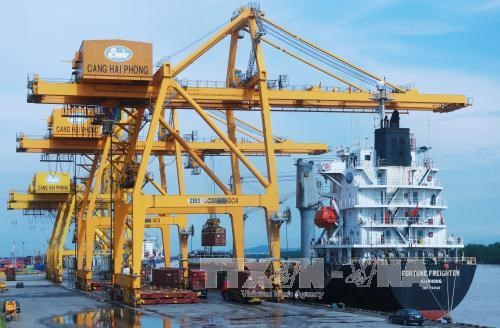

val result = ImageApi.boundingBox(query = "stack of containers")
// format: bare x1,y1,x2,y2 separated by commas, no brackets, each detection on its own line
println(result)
188,269,207,298
152,268,184,289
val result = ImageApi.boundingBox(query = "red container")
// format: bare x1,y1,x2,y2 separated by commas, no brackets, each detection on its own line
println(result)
152,268,184,288
201,218,226,246
188,269,206,291
6,267,16,281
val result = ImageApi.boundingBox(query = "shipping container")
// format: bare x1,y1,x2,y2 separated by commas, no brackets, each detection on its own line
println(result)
152,268,184,289
201,217,226,246
6,267,16,281
188,269,207,298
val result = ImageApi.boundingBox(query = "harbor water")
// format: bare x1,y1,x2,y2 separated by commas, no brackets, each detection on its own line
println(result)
452,264,500,327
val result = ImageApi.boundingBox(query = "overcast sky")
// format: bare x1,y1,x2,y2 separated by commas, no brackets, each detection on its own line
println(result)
0,0,498,257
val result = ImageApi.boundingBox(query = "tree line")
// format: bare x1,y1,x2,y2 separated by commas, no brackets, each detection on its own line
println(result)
464,243,500,264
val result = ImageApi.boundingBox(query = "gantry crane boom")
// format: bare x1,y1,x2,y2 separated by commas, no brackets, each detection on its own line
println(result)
17,134,328,154
29,79,468,112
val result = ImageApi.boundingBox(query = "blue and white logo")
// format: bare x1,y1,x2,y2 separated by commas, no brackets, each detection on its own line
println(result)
104,46,133,62
46,175,60,184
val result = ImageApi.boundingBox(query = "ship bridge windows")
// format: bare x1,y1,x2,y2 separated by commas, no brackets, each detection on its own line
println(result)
364,154,371,161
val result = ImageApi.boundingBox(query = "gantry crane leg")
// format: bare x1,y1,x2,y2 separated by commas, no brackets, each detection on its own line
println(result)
53,198,75,283
248,16,282,297
160,226,171,268
75,153,99,287
47,205,65,281
229,209,245,271
77,136,111,290
226,32,246,271
171,107,190,283
178,222,189,286
112,201,127,277
158,109,172,269
114,69,172,306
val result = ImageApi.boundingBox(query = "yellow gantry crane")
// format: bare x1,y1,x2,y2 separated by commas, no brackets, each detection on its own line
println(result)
15,106,326,290
21,5,468,306
7,174,113,283
7,173,185,286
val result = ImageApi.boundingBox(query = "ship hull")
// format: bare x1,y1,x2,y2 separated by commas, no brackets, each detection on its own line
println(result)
322,261,476,320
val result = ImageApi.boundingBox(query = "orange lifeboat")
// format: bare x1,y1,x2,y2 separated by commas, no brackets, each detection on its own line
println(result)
314,206,338,228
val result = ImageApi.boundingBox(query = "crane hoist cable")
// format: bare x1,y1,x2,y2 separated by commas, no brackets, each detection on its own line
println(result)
206,111,262,142
263,23,397,91
209,110,263,138
261,18,404,92
262,25,373,84
209,109,285,142
156,19,231,66
263,24,380,88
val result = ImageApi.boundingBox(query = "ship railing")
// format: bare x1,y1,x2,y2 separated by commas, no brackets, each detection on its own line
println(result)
410,158,436,169
380,198,447,207
375,158,437,169
372,178,441,187
364,216,445,226
325,236,463,246
336,256,476,265
406,237,464,246
338,198,447,208
445,236,464,245
322,237,361,245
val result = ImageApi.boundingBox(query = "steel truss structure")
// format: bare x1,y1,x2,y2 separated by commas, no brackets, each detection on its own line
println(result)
17,5,468,306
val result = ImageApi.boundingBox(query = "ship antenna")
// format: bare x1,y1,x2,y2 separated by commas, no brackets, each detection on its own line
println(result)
373,79,390,128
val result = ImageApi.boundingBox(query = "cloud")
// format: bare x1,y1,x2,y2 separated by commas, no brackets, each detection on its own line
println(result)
472,0,500,12
373,21,467,37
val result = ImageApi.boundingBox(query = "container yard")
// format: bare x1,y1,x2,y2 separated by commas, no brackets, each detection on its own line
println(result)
1,1,495,327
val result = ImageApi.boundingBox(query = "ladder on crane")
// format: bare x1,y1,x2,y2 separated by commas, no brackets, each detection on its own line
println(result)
245,6,265,81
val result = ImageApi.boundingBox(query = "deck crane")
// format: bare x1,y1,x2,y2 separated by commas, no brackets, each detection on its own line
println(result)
24,4,469,306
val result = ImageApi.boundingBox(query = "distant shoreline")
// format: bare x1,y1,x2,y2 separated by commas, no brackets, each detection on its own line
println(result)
464,242,500,264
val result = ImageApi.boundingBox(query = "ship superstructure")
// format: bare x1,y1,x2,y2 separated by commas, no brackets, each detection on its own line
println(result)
315,119,463,262
296,111,476,320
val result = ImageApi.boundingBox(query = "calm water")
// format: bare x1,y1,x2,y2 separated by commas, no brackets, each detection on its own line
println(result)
452,264,500,327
